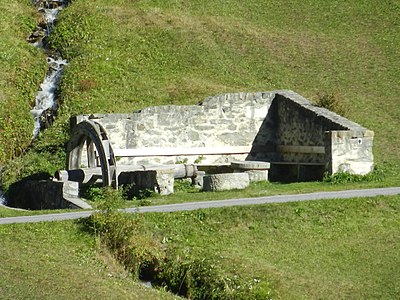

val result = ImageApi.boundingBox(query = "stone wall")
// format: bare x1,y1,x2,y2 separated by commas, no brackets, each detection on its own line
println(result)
7,180,85,210
70,90,374,178
326,130,374,174
273,90,373,171
73,92,276,165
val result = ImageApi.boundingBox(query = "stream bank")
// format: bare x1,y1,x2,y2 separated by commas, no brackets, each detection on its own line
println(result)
0,0,69,207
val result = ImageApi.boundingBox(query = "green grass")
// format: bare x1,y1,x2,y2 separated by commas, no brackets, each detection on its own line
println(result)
0,205,87,218
88,194,400,299
149,195,400,299
0,220,179,299
0,206,32,218
0,0,47,163
2,194,399,299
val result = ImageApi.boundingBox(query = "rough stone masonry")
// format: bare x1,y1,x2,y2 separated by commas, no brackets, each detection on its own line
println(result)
70,90,374,182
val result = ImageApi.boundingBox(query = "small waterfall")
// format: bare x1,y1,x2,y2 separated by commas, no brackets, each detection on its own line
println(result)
31,56,67,138
0,166,5,206
28,0,68,139
0,190,5,206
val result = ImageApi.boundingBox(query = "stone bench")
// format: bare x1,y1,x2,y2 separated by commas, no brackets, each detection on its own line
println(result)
230,161,271,182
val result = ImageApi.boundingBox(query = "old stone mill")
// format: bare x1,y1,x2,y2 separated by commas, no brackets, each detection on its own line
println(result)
10,90,374,209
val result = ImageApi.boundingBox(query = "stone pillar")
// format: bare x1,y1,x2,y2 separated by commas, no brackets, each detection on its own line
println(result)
155,168,175,195
326,130,374,175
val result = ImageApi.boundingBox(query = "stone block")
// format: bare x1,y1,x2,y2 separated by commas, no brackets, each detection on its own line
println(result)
7,180,91,210
63,180,79,197
244,170,269,182
119,168,175,196
202,173,249,192
231,160,270,182
155,169,175,195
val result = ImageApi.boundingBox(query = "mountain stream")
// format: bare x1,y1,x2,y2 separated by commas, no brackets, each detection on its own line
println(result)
28,0,68,138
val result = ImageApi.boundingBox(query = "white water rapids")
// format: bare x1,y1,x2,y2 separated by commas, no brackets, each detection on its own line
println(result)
30,0,68,138
31,56,67,138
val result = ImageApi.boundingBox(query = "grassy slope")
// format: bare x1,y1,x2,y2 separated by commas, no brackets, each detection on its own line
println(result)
48,0,399,165
2,0,399,186
0,220,179,299
0,0,46,163
140,195,400,299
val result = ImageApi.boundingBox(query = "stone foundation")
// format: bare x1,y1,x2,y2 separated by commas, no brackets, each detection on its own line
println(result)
7,180,91,210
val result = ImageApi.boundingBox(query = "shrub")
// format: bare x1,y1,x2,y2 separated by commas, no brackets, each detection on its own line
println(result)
155,254,274,299
83,188,165,278
314,92,346,116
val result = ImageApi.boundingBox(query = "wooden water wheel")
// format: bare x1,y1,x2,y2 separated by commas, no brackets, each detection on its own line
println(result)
66,119,118,188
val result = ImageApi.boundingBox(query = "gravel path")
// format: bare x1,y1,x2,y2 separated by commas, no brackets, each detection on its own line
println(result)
1,187,399,225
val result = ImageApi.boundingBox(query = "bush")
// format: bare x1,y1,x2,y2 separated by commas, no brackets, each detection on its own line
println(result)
314,92,346,116
155,254,273,299
83,190,165,278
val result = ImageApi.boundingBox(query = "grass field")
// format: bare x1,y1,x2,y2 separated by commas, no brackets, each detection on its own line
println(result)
135,195,400,299
3,194,397,299
2,195,398,299
0,0,46,163
0,220,179,299
1,0,399,298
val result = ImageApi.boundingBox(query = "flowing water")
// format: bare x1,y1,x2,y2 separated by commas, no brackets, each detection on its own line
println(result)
31,56,67,137
0,189,5,206
29,0,68,138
